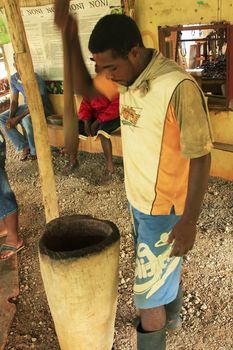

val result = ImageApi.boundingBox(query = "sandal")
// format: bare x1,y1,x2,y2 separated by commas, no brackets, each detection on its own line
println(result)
27,154,37,161
20,148,30,161
0,241,24,260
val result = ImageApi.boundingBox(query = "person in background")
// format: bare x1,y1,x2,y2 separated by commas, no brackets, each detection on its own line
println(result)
64,74,120,183
0,54,52,161
0,130,24,260
55,7,213,349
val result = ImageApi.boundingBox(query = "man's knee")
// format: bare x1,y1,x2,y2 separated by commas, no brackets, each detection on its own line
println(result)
140,305,166,332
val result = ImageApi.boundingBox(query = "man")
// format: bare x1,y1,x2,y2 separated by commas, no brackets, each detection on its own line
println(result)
55,7,212,350
0,55,52,161
0,130,24,260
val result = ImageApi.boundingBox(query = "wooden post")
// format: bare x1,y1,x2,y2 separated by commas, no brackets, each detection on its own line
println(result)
3,0,59,223
62,33,78,158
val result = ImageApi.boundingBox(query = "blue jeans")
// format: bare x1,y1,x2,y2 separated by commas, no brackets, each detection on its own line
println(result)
0,104,36,156
0,167,18,220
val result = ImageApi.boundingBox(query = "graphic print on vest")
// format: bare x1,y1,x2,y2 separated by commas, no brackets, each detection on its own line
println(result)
121,105,142,127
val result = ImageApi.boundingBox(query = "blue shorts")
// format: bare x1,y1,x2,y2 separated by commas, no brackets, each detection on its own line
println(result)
0,168,18,220
129,204,182,309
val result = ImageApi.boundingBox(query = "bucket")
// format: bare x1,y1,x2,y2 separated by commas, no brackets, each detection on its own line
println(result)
39,215,120,350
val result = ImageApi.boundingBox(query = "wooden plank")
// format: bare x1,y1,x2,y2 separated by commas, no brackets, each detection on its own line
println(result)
210,148,233,181
3,0,59,223
213,142,233,153
47,124,123,157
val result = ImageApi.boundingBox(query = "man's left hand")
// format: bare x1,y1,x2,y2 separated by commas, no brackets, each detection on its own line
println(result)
168,218,197,257
5,117,18,129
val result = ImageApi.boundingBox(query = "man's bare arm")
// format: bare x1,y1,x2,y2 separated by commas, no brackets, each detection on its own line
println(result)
54,1,99,98
169,153,211,256
9,92,19,118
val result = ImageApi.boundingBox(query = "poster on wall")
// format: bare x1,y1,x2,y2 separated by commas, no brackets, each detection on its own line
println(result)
19,0,122,80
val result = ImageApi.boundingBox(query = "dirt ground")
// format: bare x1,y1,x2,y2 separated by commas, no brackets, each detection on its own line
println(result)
3,142,233,350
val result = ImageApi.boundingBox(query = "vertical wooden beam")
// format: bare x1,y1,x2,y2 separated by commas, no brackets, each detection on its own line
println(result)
62,33,78,159
3,0,59,222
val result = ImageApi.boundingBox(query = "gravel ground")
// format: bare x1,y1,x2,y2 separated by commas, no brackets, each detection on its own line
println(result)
3,142,233,350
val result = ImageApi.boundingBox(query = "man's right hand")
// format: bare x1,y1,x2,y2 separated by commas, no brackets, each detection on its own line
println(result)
54,0,78,39
5,118,18,129
54,0,70,30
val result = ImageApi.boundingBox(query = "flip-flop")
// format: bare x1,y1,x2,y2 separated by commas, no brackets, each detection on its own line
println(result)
20,149,30,161
20,154,29,161
27,154,37,161
0,242,24,260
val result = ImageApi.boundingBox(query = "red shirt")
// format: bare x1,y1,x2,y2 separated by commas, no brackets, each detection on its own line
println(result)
78,95,119,123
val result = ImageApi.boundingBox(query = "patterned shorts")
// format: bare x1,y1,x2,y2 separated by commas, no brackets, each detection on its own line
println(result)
129,204,183,309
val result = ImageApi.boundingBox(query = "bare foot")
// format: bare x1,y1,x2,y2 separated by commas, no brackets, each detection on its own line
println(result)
62,161,79,176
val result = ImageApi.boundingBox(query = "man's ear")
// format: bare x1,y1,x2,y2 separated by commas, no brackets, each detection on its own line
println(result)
128,46,140,62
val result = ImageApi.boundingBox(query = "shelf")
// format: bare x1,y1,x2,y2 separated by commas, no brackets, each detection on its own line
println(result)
213,142,233,153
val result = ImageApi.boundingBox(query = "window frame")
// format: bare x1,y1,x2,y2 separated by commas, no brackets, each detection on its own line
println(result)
158,23,233,111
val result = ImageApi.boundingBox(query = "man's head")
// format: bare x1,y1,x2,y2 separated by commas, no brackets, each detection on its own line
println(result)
88,14,146,86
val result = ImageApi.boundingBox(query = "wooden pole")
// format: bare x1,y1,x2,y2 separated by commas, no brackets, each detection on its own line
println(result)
3,0,59,223
62,33,78,158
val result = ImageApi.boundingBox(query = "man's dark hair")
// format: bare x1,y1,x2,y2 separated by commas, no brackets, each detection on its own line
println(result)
88,14,143,58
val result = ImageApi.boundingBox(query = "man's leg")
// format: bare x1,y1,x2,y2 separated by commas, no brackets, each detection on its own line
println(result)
62,142,79,175
21,114,36,156
0,168,23,259
3,211,21,246
165,282,183,330
99,134,114,173
137,300,166,350
97,118,120,175
0,108,28,153
140,306,166,331
0,219,7,237
129,205,183,350
61,120,81,175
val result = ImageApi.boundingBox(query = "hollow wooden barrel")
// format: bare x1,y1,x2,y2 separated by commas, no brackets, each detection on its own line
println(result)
39,215,120,350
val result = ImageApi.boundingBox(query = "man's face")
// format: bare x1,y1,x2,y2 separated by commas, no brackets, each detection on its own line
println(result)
92,49,139,87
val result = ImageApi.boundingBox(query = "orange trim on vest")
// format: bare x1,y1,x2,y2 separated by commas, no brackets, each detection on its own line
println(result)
151,104,189,215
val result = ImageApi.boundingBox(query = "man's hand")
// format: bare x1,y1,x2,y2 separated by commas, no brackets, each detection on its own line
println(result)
54,0,70,30
84,120,91,136
5,117,19,129
168,218,197,257
90,120,100,136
